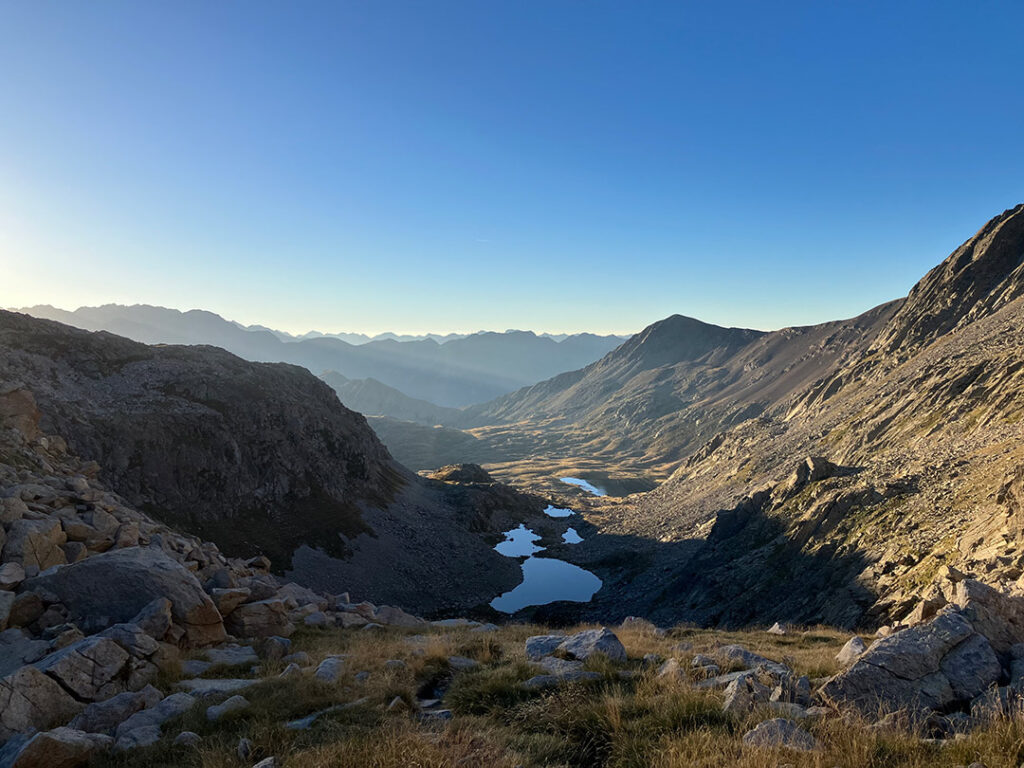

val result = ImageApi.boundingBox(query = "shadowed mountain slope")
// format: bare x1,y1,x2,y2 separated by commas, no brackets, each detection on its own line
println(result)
0,310,547,613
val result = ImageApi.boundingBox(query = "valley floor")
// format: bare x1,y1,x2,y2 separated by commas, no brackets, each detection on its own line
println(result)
97,621,1024,768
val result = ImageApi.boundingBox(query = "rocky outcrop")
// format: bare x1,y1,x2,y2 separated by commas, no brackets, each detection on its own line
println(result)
818,579,1024,719
26,548,225,646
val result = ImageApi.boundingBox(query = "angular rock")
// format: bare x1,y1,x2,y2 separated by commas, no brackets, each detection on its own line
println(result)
115,692,196,738
718,645,790,678
315,656,346,682
836,636,867,667
225,598,294,639
204,644,259,667
0,665,83,742
538,656,584,677
129,598,172,641
722,672,771,714
742,718,818,751
24,547,225,646
0,629,49,677
0,563,25,592
557,628,626,662
949,579,1024,654
176,678,257,696
206,694,249,721
940,632,1001,701
656,658,687,682
69,685,163,734
525,634,566,660
374,604,426,628
817,611,986,716
114,725,161,751
2,518,67,572
0,727,113,768
209,588,251,616
34,636,130,701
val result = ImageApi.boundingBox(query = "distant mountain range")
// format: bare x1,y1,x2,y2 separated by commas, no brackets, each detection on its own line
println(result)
234,324,590,345
11,304,627,408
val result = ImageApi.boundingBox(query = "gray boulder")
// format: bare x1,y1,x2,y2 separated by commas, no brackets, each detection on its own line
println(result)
33,636,130,701
818,610,1000,717
742,718,818,751
69,685,163,734
24,547,225,647
0,665,83,742
315,656,346,682
114,692,196,738
836,636,867,667
206,694,249,721
0,726,113,767
722,672,771,714
525,634,566,660
225,598,294,639
557,628,626,662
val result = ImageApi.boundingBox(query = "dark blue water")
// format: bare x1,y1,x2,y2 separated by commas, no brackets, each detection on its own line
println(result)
489,514,601,613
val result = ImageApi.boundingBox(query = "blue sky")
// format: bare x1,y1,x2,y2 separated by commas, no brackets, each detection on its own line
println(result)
2,2,1022,335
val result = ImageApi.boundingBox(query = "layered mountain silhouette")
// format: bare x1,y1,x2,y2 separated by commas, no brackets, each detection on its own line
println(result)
12,304,625,408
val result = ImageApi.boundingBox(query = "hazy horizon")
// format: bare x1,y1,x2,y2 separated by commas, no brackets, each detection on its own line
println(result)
3,2,1023,335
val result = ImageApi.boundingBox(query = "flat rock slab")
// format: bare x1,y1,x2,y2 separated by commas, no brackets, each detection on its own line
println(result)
177,678,259,696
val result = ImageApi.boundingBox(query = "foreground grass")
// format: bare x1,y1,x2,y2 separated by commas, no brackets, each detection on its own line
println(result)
91,622,1024,768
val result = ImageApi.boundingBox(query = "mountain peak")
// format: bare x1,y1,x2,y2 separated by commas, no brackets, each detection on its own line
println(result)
872,203,1024,354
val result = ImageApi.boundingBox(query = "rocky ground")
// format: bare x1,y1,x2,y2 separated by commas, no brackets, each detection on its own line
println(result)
5,377,1024,767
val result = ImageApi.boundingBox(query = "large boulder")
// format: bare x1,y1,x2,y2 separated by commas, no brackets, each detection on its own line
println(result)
818,610,1001,717
1,518,66,573
225,598,294,638
68,686,163,735
374,605,426,628
0,665,83,742
742,718,818,751
33,637,131,702
557,628,627,663
0,727,113,768
525,634,566,661
24,547,225,647
946,579,1024,654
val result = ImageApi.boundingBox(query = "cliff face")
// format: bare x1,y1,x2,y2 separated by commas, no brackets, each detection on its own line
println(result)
0,311,535,613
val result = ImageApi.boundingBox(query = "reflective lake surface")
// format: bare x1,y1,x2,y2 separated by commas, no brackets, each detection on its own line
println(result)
490,514,602,613
543,504,574,518
562,527,583,544
560,476,607,496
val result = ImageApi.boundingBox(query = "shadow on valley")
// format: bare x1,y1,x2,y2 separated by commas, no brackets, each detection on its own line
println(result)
511,499,878,632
